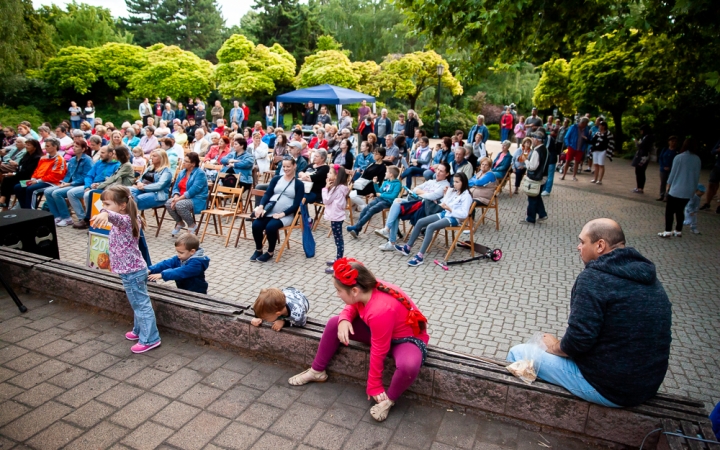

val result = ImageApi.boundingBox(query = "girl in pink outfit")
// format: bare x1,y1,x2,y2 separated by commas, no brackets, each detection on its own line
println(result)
289,258,429,422
91,186,161,354
321,165,350,274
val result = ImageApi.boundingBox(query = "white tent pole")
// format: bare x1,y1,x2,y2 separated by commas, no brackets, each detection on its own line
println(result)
336,104,342,126
373,102,377,114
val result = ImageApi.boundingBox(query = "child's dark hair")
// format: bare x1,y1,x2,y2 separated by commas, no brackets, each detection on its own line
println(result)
101,186,141,238
252,288,286,318
329,164,348,194
454,172,469,193
175,232,199,251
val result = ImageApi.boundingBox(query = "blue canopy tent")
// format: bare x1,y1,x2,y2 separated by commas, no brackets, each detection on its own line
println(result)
276,84,375,126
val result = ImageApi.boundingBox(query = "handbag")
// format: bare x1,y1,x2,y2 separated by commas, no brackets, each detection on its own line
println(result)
521,148,549,197
353,178,371,190
262,177,293,215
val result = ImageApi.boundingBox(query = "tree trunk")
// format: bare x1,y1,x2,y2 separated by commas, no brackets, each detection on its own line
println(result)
409,95,418,111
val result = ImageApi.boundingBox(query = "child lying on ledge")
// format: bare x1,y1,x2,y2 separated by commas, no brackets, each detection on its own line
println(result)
251,287,310,331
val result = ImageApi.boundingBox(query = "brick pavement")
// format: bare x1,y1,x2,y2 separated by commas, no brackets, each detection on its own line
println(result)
0,294,607,449
48,150,720,412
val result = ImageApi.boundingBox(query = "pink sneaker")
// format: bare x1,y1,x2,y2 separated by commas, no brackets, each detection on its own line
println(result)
131,341,161,354
125,331,139,341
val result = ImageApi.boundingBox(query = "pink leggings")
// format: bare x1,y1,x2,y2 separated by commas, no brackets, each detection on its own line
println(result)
311,316,422,401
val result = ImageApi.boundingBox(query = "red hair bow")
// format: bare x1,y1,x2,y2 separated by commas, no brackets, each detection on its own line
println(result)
332,257,361,286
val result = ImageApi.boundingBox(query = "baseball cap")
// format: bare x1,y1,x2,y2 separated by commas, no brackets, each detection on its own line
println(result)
288,141,303,149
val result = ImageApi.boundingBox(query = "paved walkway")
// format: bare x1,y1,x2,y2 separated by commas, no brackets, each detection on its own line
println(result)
49,148,720,412
0,294,602,449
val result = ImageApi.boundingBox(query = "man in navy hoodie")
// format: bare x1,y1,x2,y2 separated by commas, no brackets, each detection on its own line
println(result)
508,218,672,407
148,233,210,294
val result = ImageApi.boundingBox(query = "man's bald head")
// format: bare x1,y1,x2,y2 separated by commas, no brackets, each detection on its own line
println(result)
578,219,625,265
584,219,625,247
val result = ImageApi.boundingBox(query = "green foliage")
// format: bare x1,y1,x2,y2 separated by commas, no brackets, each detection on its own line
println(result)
476,63,539,113
488,124,500,141
295,50,359,89
122,0,225,61
245,0,325,65
314,0,426,63
0,0,56,78
316,35,348,55
127,44,214,99
0,105,46,128
214,35,296,98
380,51,463,110
93,43,148,90
533,59,574,115
351,61,382,97
41,46,99,94
419,104,474,137
38,2,132,48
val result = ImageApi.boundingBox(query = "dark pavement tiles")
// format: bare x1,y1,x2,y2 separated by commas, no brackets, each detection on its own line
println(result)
0,294,615,449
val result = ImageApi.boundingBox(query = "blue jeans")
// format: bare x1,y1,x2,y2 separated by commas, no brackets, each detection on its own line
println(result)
70,120,81,130
401,166,425,188
422,169,436,180
266,116,274,127
67,186,93,219
507,344,620,408
44,185,75,219
544,164,556,193
352,198,391,230
526,183,547,223
131,189,165,211
277,115,283,128
119,269,160,345
14,182,50,209
501,128,510,142
385,201,405,243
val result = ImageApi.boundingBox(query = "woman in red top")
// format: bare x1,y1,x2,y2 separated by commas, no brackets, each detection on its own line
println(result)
289,258,429,422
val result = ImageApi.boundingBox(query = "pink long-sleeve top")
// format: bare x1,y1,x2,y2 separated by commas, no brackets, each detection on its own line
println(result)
338,280,430,396
321,185,349,222
103,210,146,274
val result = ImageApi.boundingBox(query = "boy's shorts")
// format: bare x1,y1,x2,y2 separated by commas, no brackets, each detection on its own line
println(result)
566,147,583,163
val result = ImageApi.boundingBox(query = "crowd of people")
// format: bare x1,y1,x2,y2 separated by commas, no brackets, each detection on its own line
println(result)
3,97,719,428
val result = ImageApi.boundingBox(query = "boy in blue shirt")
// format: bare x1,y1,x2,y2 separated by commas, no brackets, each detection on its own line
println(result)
148,233,210,294
347,166,402,238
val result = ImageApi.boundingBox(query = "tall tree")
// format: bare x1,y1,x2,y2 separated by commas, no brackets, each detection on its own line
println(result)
295,50,359,89
314,0,425,62
245,0,325,65
122,0,225,60
38,2,132,48
380,51,463,110
0,0,55,78
532,60,573,116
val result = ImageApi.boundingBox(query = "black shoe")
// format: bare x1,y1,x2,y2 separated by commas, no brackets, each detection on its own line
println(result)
250,250,262,262
699,203,710,211
656,196,664,201
256,252,273,263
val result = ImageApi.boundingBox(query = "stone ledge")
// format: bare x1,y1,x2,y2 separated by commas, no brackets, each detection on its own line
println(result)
0,248,715,450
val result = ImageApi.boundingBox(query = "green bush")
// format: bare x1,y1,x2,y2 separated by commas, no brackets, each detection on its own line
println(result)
0,106,46,129
419,105,475,137
488,124,500,141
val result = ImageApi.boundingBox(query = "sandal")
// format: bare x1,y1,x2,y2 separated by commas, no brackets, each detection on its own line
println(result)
370,399,395,422
288,368,328,386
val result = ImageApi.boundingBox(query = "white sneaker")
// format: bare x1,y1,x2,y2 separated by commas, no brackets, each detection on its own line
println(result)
461,230,470,236
54,217,62,224
374,228,389,238
379,241,395,251
673,231,682,237
57,219,73,227
691,229,700,234
657,231,672,238
541,191,549,196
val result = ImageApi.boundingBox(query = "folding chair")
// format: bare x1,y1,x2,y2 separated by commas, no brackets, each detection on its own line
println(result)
234,188,264,247
271,198,305,262
199,186,244,247
426,202,478,262
476,183,502,231
498,170,513,197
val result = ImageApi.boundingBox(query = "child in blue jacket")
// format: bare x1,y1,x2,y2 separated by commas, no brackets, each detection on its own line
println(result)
148,233,210,294
347,166,402,238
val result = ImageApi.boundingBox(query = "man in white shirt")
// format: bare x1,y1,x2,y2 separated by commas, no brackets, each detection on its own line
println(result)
55,126,74,155
377,162,452,250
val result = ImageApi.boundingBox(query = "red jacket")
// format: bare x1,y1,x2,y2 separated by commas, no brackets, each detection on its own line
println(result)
32,154,67,184
308,137,328,150
242,106,250,121
501,113,513,129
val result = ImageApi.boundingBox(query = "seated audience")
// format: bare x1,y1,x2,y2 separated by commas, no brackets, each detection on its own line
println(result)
13,138,67,209
131,149,173,210
346,166,401,238
166,152,208,235
44,140,94,226
0,139,42,208
298,149,329,204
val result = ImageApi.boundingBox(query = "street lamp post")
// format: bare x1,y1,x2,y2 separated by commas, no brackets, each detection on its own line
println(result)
433,64,444,139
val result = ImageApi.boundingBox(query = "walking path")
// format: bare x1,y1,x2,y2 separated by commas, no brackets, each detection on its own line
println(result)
47,145,720,412
0,293,602,449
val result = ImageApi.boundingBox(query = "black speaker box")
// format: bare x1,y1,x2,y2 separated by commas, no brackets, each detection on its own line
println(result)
0,209,59,259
